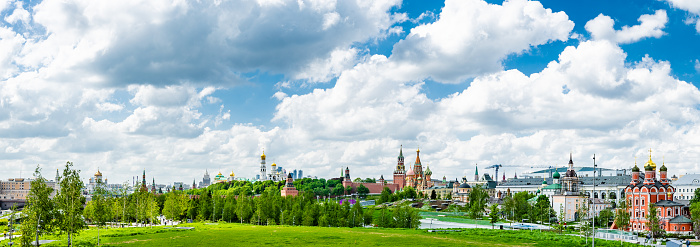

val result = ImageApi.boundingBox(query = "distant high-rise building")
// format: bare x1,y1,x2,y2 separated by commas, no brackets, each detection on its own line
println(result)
298,170,303,179
199,170,211,188
293,169,297,180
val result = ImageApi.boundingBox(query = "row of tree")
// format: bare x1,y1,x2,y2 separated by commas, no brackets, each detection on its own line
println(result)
20,165,423,246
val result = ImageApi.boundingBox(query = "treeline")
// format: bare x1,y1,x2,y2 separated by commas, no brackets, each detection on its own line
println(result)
18,164,422,246
160,186,420,228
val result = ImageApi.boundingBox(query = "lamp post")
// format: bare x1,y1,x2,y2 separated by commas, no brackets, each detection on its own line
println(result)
36,215,41,247
592,154,596,247
7,211,13,246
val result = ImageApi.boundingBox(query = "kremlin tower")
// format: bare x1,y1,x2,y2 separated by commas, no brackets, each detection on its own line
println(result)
393,145,406,190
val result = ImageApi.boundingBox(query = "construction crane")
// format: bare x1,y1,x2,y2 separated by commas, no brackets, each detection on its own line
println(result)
484,164,504,183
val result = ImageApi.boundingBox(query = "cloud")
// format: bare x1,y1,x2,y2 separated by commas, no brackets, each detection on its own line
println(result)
665,0,700,32
388,0,574,83
4,1,30,25
585,10,667,44
18,0,403,86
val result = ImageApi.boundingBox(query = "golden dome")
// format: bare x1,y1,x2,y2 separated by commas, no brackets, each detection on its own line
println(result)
272,163,277,167
95,170,102,177
230,171,235,177
645,149,656,170
261,150,266,160
217,171,222,176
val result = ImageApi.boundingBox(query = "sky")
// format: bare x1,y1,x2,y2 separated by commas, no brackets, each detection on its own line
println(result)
2,0,700,185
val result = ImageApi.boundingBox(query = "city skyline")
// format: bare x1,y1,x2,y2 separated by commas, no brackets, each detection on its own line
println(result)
2,0,700,183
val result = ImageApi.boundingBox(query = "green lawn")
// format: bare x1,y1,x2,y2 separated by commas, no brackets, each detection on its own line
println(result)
1,223,642,246
419,211,494,226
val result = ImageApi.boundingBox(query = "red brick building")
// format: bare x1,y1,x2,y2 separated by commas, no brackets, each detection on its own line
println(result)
280,173,298,197
341,166,400,195
624,152,692,233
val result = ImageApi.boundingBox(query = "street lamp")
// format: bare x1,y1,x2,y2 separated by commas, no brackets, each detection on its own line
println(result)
36,215,42,247
592,154,596,247
7,211,14,247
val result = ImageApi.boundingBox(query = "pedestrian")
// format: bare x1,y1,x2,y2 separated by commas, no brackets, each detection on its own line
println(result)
687,239,691,247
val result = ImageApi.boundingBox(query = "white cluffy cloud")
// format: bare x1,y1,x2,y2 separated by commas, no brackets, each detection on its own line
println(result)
389,0,574,83
12,0,403,86
270,10,700,179
666,0,700,32
585,10,668,44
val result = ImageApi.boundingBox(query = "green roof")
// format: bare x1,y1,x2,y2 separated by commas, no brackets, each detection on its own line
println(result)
543,183,562,190
669,215,691,224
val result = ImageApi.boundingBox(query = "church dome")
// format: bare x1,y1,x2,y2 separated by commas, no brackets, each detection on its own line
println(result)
272,163,277,167
230,171,235,177
565,169,576,177
95,170,102,177
261,151,266,160
425,166,432,175
660,164,667,172
459,183,471,189
552,170,560,179
645,159,656,170
542,179,547,185
632,165,640,172
406,168,415,176
644,163,653,171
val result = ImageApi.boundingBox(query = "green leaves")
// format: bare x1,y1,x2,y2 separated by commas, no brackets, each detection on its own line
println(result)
55,161,87,246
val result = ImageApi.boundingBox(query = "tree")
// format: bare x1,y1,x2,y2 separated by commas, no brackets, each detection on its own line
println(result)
374,208,394,228
534,195,552,224
555,204,566,233
163,192,181,226
468,185,488,219
598,208,614,228
614,198,631,232
393,206,421,228
430,190,437,200
55,161,87,246
349,202,363,228
236,191,252,223
646,203,664,239
402,186,417,199
690,200,700,239
488,204,500,229
91,177,112,245
379,187,393,204
690,188,700,205
331,186,345,196
345,186,353,196
356,184,370,198
19,165,56,246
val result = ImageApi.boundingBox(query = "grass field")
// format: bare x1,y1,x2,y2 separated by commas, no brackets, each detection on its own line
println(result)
0,222,644,247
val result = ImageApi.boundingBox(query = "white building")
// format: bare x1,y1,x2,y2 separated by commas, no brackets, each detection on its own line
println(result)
672,174,700,201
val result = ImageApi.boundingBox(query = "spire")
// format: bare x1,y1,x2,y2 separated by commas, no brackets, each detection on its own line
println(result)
415,148,421,165
568,153,573,165
475,164,478,175
399,145,404,158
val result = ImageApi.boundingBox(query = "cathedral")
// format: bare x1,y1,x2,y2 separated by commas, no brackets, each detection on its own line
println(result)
393,146,432,191
259,151,284,182
622,150,691,234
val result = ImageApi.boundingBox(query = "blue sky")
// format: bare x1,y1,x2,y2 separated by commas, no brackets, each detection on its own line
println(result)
1,0,700,185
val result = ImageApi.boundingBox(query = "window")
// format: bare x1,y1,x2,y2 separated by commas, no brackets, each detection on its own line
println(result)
642,199,645,206
683,227,686,231
675,226,678,230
